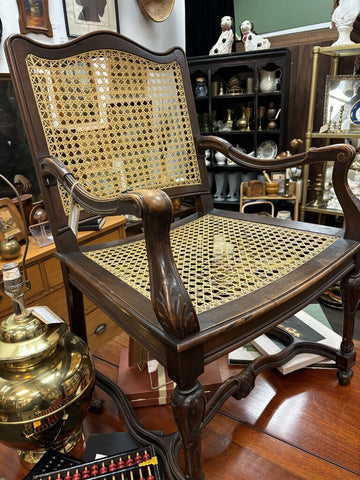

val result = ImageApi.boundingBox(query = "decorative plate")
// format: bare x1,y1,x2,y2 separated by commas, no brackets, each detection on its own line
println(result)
350,99,360,125
137,0,175,22
257,140,278,159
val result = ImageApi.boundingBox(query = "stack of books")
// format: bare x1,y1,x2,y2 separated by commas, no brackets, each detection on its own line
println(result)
228,303,341,375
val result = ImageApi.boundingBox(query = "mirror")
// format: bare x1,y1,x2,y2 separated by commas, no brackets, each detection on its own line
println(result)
323,74,360,133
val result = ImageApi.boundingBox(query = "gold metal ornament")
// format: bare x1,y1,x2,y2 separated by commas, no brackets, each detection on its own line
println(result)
0,262,95,468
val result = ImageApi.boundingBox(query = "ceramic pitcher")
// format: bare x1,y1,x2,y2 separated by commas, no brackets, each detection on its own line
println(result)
259,68,282,93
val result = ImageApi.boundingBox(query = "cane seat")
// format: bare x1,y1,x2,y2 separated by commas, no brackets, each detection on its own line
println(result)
5,31,360,480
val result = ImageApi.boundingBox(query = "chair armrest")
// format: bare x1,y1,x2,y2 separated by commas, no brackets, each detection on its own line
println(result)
40,155,199,339
197,136,360,240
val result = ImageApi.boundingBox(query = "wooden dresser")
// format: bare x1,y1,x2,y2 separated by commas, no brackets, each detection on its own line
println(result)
0,216,126,352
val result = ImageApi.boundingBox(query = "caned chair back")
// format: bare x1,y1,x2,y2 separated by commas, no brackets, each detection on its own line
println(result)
7,32,209,221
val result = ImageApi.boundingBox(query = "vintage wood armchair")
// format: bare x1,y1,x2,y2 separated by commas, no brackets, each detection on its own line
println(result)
5,31,360,480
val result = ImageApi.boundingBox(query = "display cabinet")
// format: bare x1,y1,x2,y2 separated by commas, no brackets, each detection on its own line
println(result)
300,44,360,222
187,48,291,210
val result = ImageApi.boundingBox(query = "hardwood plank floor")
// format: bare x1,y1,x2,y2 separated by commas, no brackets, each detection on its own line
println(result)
2,333,360,479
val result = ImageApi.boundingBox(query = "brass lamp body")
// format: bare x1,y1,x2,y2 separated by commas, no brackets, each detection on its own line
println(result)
0,263,95,467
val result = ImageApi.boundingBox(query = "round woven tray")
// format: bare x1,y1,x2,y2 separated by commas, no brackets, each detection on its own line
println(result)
137,0,175,22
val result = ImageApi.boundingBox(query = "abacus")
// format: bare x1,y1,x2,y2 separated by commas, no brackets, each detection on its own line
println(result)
33,447,160,480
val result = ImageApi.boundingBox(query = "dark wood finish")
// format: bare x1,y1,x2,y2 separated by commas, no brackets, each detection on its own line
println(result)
5,31,360,480
3,335,360,480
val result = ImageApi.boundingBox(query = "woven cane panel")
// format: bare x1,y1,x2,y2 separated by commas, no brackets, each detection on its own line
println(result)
26,50,202,212
84,215,339,314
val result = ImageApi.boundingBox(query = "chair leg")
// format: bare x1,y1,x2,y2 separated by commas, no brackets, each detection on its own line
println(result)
61,265,88,343
171,380,206,480
338,268,360,385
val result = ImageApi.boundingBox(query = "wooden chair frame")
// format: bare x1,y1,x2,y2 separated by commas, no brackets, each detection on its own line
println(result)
5,31,360,480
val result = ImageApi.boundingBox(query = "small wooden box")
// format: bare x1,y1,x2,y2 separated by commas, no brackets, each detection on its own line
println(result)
244,180,266,197
117,348,222,407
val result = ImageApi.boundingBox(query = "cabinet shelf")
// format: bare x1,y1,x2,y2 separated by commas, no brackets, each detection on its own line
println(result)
240,181,299,220
316,44,360,57
307,132,360,139
303,204,343,216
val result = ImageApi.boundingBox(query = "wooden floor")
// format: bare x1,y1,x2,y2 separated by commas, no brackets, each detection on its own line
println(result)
3,332,360,480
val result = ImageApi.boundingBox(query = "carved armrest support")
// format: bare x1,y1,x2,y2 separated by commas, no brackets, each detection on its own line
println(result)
39,155,199,339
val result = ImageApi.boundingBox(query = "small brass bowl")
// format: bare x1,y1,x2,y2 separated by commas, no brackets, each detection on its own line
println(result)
266,181,279,196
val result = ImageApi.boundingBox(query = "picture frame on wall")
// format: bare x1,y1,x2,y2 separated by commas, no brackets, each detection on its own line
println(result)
63,0,120,38
0,198,25,243
16,0,53,37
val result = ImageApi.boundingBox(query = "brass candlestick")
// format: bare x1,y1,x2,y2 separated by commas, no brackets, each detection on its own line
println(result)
283,179,291,197
258,106,265,131
309,172,326,208
327,105,333,132
245,106,252,131
338,105,344,132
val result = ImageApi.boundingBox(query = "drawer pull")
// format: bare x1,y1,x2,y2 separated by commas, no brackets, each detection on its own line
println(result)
95,323,107,335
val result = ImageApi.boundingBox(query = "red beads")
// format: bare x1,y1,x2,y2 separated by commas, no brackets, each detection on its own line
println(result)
125,455,134,468
81,467,90,479
147,465,155,480
134,452,143,464
72,469,81,480
99,462,108,475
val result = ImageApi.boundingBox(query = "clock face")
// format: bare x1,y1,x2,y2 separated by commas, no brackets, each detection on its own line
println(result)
350,99,360,125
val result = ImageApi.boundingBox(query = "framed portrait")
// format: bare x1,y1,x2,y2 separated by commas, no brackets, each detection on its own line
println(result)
63,0,120,37
16,0,53,37
0,198,26,243
323,74,360,133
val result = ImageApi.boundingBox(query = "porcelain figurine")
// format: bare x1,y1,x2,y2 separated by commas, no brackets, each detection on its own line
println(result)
331,0,360,46
209,16,234,55
239,20,271,51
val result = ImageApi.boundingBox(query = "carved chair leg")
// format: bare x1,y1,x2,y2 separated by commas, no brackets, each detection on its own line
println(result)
338,269,360,385
171,381,206,480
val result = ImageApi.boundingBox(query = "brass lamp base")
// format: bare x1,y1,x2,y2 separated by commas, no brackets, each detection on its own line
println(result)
17,425,84,470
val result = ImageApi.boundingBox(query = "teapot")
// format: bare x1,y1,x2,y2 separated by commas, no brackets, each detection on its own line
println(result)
259,68,282,93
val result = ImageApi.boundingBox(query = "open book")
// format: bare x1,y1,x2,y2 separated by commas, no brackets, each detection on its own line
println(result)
228,304,341,374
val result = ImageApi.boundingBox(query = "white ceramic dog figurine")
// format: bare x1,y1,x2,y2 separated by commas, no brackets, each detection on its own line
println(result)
209,16,234,55
240,20,271,51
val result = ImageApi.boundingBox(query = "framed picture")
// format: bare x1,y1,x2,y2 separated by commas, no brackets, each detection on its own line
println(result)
0,198,26,243
16,0,53,37
271,171,285,194
323,74,360,133
63,0,120,37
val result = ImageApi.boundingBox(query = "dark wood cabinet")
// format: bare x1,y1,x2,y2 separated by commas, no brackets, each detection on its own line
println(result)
187,48,291,210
